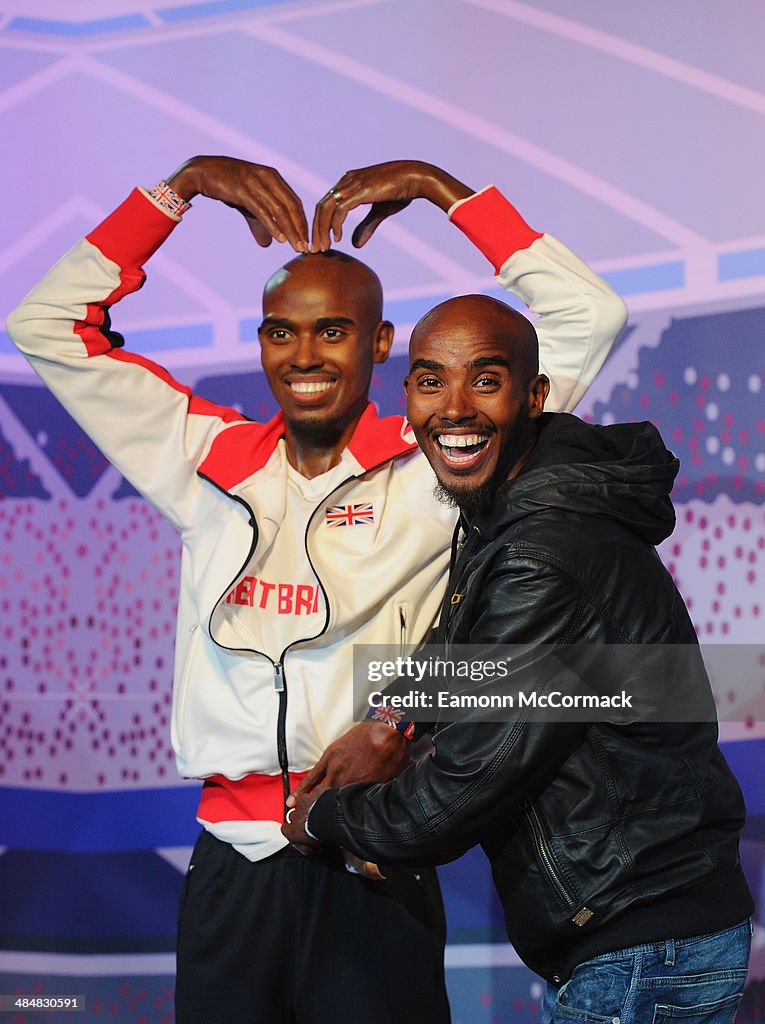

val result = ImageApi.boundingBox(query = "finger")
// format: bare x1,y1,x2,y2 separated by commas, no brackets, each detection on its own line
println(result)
311,189,341,252
255,168,310,250
352,199,412,248
267,184,310,252
241,211,273,247
270,174,310,249
329,179,362,246
257,194,306,252
329,197,350,246
351,207,386,249
292,841,322,858
234,194,289,245
311,172,364,251
245,176,309,252
292,761,326,798
319,759,355,788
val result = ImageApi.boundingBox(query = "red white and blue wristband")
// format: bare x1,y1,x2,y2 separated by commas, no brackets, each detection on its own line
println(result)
364,703,416,740
147,180,191,218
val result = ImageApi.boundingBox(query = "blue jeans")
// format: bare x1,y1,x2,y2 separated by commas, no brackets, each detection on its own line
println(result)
542,920,752,1024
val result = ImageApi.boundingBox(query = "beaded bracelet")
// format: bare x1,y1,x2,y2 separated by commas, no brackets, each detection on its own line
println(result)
147,179,191,218
366,704,416,740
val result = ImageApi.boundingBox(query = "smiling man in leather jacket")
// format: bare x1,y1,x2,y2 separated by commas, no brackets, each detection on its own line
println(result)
284,294,754,1024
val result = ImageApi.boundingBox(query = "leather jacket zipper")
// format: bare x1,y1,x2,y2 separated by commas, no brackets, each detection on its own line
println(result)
527,802,575,910
438,522,482,645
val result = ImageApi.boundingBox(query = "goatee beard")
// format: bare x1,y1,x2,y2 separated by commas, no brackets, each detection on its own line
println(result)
433,477,496,521
286,415,346,449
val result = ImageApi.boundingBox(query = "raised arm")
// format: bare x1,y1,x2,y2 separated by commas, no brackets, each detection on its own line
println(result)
6,157,307,530
312,159,627,412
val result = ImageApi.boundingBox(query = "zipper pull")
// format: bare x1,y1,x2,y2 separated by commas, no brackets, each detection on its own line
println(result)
274,662,284,692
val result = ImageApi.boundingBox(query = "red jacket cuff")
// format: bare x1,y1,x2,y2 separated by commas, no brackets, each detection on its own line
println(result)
86,188,180,269
449,185,543,275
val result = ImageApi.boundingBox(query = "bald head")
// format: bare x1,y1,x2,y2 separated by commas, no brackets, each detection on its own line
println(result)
410,294,539,388
264,250,384,327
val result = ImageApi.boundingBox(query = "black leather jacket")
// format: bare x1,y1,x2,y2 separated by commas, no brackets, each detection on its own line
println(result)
310,414,752,982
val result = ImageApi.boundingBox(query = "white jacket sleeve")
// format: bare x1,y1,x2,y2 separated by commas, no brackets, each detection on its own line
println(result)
6,187,247,532
449,186,628,412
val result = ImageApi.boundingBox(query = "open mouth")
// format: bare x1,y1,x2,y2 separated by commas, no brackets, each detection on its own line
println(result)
435,432,491,468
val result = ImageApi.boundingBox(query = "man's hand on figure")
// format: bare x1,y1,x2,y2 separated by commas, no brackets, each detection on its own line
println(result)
283,783,386,880
311,160,473,251
282,783,327,850
168,155,309,252
284,722,405,876
288,721,409,802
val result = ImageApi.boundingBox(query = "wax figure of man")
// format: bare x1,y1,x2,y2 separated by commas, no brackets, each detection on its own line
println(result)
9,158,626,1024
285,295,754,1024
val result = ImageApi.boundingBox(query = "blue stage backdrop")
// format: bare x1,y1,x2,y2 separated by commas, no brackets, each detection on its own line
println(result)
1,2,764,1022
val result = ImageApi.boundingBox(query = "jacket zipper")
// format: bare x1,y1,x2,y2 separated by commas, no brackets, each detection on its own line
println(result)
274,663,290,808
272,469,369,811
526,802,576,910
441,524,591,925
527,802,595,927
203,453,411,817
397,603,408,657
200,492,293,811
439,522,482,645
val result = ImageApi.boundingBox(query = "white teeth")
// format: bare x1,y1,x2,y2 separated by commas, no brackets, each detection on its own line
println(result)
436,433,490,465
289,381,333,394
437,433,488,448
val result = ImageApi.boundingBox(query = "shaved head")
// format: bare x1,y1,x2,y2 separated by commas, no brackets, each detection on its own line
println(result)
264,251,384,329
410,294,539,387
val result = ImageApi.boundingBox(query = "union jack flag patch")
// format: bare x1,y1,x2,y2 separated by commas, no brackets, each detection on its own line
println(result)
370,705,416,739
325,503,375,528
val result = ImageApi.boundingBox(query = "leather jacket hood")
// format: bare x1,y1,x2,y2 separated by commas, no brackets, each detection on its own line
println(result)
474,413,679,546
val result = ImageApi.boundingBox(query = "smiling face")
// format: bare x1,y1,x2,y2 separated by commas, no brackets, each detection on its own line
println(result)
405,295,549,517
259,253,392,454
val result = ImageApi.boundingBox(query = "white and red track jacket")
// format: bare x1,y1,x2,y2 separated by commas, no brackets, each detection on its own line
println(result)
7,184,627,859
